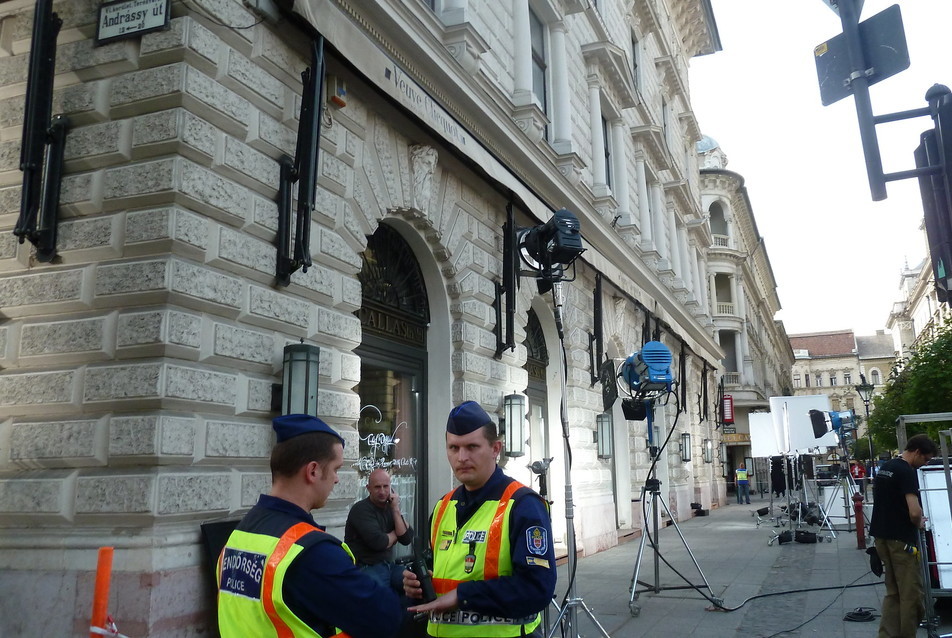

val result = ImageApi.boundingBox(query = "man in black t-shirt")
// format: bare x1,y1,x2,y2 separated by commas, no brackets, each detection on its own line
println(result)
869,434,937,638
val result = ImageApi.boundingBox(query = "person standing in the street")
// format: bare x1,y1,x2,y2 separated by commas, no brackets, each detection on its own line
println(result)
850,461,867,496
869,433,937,638
217,414,403,638
735,462,750,504
403,401,557,637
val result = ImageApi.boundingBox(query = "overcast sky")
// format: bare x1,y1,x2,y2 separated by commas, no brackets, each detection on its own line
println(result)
689,0,951,337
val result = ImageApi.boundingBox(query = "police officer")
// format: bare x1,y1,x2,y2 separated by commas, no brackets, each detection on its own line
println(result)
403,401,557,637
217,414,403,638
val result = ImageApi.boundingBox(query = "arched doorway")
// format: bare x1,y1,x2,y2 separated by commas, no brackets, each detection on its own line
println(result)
524,309,551,480
355,223,429,556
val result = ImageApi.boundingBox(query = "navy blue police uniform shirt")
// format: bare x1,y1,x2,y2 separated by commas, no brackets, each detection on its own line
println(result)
449,466,558,618
253,494,403,638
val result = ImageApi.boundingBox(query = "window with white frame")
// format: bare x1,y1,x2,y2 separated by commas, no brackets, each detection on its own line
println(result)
830,374,837,386
630,32,640,92
794,374,801,388
844,372,852,385
871,370,880,384
602,116,612,190
529,7,547,113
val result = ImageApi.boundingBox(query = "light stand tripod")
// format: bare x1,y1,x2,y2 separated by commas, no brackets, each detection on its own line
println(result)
528,457,559,635
545,281,611,638
627,471,720,616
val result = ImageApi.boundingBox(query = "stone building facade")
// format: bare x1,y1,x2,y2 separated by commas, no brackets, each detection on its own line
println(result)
697,137,794,492
0,0,785,634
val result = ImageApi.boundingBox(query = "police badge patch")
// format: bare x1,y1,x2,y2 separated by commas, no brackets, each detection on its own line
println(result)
526,526,547,555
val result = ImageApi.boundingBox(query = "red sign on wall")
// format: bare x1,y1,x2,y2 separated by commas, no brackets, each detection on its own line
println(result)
722,394,734,424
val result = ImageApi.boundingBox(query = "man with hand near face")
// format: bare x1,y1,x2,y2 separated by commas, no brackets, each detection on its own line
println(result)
403,401,557,638
345,468,414,591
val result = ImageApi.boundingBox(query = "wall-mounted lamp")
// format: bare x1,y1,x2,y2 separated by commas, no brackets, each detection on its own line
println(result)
720,442,729,477
679,432,691,462
281,342,320,415
703,438,713,463
596,412,613,459
502,394,526,457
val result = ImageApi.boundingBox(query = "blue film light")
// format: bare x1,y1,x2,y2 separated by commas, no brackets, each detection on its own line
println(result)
620,341,673,395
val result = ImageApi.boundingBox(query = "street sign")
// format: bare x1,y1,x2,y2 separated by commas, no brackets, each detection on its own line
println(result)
814,4,908,106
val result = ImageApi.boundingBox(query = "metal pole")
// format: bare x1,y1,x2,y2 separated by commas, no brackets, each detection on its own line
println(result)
864,400,873,461
837,0,887,200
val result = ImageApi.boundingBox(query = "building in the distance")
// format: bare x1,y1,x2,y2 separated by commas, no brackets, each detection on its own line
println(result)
788,329,896,460
698,136,794,493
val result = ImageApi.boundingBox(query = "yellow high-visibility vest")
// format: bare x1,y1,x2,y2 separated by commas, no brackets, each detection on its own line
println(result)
217,522,354,638
427,480,541,637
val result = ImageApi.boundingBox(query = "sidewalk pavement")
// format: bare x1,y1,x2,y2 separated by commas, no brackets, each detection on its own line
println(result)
550,498,951,638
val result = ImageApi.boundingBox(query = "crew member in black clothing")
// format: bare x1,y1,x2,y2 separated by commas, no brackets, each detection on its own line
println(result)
869,433,937,638
345,467,414,591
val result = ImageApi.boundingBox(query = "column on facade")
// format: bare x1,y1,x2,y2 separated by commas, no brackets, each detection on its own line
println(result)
691,244,705,309
610,119,630,220
733,331,743,379
666,204,682,278
708,271,717,315
512,0,531,96
737,280,754,381
650,182,668,262
635,153,652,246
729,273,739,313
679,228,693,293
550,22,570,148
589,81,606,186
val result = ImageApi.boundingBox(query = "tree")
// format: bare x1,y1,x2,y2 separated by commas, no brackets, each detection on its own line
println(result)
868,317,952,452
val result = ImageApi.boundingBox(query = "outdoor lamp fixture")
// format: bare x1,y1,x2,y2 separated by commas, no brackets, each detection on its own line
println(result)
281,342,320,415
503,393,527,457
720,442,729,476
855,373,876,459
596,412,613,459
703,438,713,463
679,432,692,462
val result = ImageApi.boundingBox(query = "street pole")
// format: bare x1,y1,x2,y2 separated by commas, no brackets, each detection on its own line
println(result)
863,399,873,460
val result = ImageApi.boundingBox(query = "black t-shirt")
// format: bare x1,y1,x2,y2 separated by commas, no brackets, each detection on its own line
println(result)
869,457,920,545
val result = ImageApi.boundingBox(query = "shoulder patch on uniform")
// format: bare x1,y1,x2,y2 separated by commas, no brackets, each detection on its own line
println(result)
526,526,548,555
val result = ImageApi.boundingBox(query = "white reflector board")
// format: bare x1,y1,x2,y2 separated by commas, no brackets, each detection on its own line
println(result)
768,395,838,453
749,412,782,458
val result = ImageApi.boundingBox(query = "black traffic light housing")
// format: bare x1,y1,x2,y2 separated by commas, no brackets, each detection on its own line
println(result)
915,85,952,302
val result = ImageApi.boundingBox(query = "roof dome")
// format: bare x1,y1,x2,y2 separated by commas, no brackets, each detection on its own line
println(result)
696,135,720,153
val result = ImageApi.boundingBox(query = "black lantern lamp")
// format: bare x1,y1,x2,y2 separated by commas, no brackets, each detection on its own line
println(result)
679,432,691,462
281,342,320,415
855,373,876,459
502,394,527,457
703,438,713,463
720,442,729,476
596,412,613,459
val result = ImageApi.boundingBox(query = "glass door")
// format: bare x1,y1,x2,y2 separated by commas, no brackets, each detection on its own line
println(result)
355,348,425,561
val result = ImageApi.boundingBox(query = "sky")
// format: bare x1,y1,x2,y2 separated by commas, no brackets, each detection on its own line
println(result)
689,0,952,337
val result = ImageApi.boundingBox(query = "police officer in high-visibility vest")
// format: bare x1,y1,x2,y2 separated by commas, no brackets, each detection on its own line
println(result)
735,462,750,505
403,401,557,637
217,414,403,638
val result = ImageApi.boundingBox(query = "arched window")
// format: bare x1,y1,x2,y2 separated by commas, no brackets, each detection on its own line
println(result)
870,370,880,385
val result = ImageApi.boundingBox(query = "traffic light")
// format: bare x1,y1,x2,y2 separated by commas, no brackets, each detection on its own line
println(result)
915,85,952,302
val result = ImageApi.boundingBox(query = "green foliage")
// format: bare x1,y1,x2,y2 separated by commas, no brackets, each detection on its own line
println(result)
869,317,952,452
